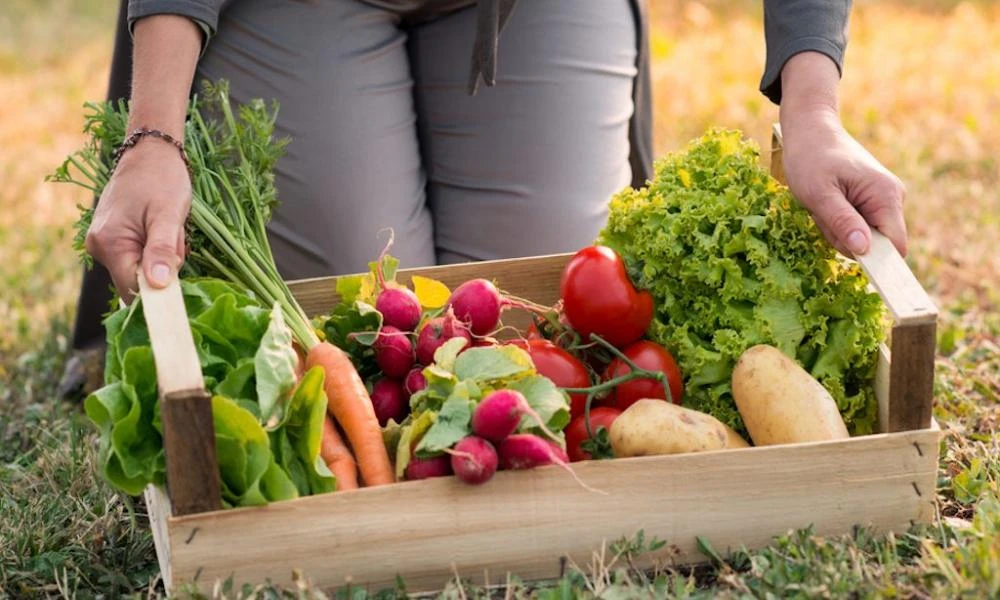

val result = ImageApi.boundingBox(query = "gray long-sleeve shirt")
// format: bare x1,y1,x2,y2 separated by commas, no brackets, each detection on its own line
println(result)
126,0,851,105
123,0,850,189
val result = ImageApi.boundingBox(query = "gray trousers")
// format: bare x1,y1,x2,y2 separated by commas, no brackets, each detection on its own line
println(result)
197,0,641,279
71,0,650,349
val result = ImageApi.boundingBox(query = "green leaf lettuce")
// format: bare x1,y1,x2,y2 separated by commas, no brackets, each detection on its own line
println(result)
597,128,884,436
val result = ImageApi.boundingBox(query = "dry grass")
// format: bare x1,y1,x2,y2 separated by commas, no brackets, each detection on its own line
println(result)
0,0,114,362
1,1,997,598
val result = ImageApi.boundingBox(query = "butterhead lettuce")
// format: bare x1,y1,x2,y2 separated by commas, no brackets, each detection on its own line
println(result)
84,278,334,506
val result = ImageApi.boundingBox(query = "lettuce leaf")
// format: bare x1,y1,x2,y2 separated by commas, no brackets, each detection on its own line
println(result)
277,366,336,495
597,128,884,436
85,278,336,506
255,304,299,428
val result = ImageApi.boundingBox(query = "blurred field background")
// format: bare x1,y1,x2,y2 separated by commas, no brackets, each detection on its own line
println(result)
1,0,997,597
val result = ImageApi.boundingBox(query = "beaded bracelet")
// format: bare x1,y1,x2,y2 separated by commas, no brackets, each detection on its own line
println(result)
110,128,191,175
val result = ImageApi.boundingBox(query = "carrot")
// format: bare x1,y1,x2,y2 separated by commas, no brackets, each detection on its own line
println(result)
306,341,395,486
321,415,359,491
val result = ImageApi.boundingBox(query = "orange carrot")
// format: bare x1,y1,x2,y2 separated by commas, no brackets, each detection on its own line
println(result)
321,415,359,491
306,341,395,486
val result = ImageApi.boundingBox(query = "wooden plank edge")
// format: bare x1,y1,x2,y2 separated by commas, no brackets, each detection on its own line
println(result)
856,232,939,326
138,273,204,395
160,389,222,516
888,321,937,432
876,344,891,434
287,251,574,292
287,252,574,319
161,466,938,595
162,426,940,525
145,485,174,592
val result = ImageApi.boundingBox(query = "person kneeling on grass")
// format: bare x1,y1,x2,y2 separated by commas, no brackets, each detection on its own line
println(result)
60,0,908,397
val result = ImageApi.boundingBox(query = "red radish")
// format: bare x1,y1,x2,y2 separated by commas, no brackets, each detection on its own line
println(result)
471,389,560,444
416,311,472,365
404,455,452,480
376,286,422,332
499,434,569,469
403,367,427,395
370,378,408,426
373,325,415,379
499,434,607,494
448,279,503,336
449,436,498,485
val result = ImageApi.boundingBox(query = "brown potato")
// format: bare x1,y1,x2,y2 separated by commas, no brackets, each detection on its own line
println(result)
732,344,850,446
722,424,751,448
609,399,729,457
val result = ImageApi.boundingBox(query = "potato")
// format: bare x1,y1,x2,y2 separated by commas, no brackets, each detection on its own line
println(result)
722,424,751,448
732,344,849,445
609,399,729,457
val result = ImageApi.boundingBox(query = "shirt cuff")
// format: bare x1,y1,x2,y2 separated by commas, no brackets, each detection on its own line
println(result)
759,37,845,105
127,0,219,55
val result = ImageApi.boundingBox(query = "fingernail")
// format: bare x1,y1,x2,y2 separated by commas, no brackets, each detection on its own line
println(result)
150,263,171,286
846,230,868,256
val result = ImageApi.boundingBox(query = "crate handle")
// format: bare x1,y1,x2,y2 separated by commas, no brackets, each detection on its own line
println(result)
770,123,937,432
138,272,221,515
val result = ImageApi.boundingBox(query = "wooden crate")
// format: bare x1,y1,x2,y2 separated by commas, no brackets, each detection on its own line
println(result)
142,126,941,594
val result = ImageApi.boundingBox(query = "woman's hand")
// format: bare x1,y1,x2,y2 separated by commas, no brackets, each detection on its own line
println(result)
85,140,192,301
84,14,202,301
779,52,908,258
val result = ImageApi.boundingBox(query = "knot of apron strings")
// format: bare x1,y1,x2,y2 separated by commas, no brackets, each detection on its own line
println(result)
467,0,519,95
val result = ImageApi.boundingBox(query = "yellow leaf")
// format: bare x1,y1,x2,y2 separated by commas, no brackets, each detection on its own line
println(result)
411,275,451,309
357,273,377,303
677,168,692,188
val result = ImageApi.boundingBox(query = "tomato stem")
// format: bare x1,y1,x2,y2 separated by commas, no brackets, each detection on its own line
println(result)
562,369,665,396
583,390,598,440
561,334,674,404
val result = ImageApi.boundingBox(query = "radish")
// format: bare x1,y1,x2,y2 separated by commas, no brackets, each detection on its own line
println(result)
449,436,498,485
448,279,503,336
499,434,569,470
404,367,427,396
471,389,561,444
373,325,414,379
499,434,607,494
376,286,422,332
370,378,408,426
404,455,452,480
416,311,472,365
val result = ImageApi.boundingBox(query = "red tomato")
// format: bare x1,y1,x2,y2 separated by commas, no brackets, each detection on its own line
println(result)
559,246,654,349
512,339,592,418
565,407,621,462
603,340,684,411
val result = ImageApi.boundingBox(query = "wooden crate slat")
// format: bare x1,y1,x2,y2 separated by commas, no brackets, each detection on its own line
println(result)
888,322,937,432
154,428,938,593
144,123,943,595
139,274,221,516
288,253,571,319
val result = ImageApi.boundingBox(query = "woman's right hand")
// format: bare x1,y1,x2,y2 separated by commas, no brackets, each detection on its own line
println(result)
85,13,203,302
85,139,192,302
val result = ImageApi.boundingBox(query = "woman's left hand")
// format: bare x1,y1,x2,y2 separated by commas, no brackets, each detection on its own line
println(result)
778,52,908,259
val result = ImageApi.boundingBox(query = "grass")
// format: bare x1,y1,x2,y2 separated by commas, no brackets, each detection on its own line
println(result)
1,0,998,598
